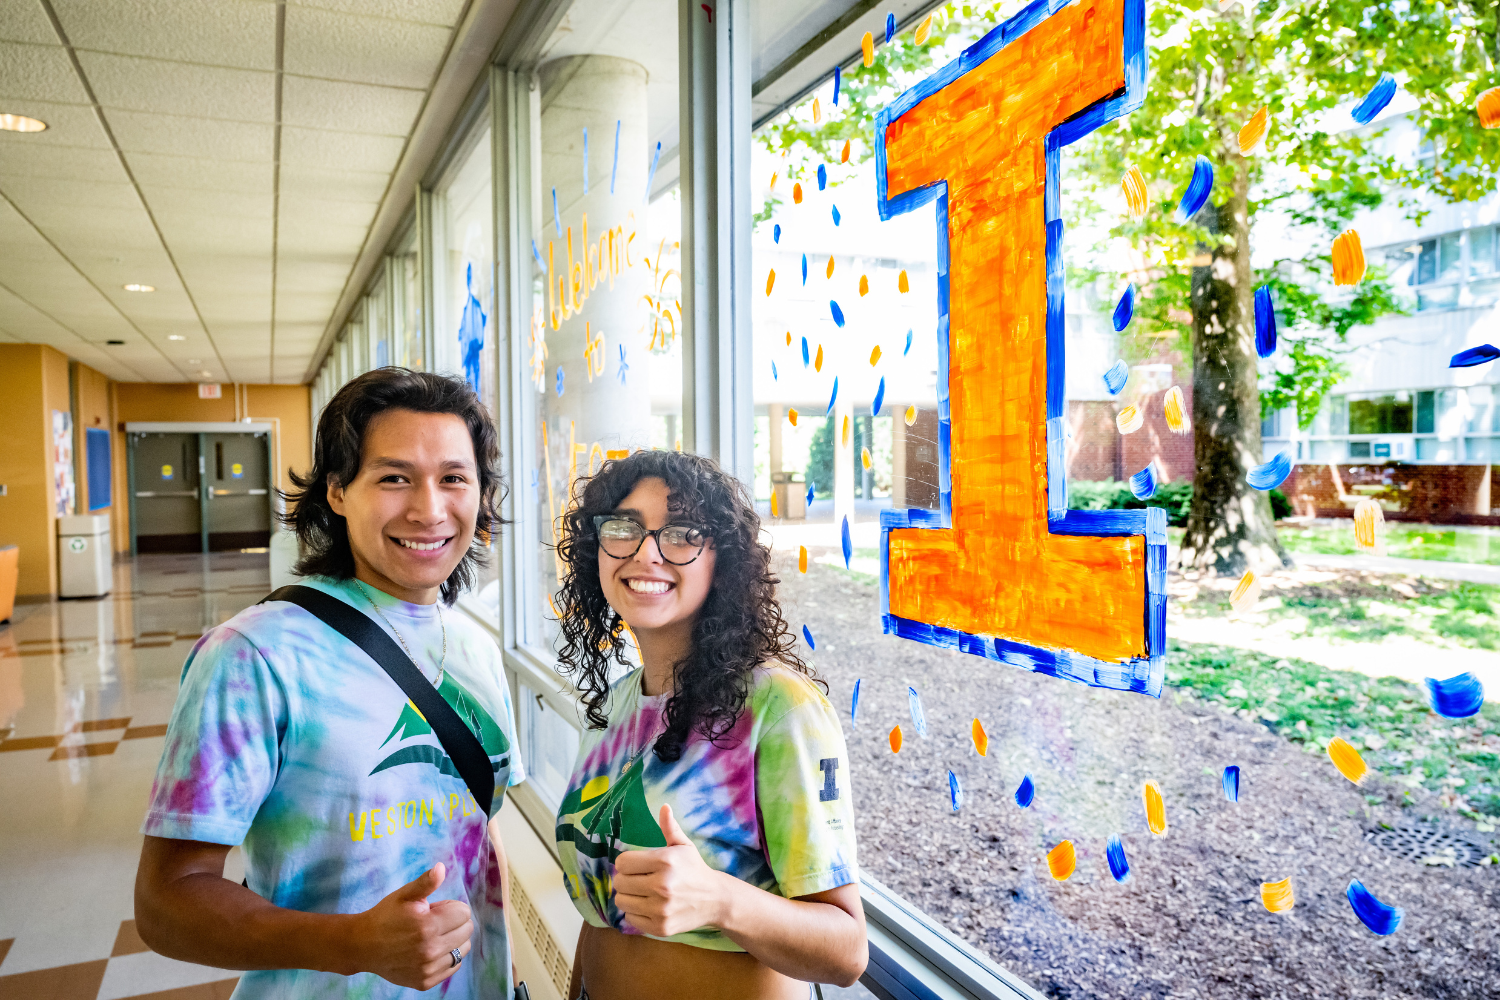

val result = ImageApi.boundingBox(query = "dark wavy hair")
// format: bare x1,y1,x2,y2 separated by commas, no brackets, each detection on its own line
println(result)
554,450,818,762
281,368,503,606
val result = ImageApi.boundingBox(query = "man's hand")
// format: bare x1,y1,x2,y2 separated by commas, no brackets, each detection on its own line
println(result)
613,805,730,938
352,863,474,989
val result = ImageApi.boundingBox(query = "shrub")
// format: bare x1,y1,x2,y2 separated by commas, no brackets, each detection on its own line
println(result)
1068,479,1290,527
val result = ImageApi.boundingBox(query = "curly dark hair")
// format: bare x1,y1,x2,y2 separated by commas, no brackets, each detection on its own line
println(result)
281,367,503,606
554,450,818,762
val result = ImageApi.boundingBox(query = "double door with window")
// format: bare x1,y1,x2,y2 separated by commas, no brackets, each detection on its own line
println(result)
129,430,272,553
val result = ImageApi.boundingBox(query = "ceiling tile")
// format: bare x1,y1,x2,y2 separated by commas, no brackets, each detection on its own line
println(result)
79,51,274,122
281,74,425,135
279,162,390,203
0,99,112,148
2,176,139,214
0,142,124,183
273,259,351,293
0,41,91,104
291,0,467,26
52,0,277,71
0,4,60,45
279,125,405,173
284,5,450,89
125,151,272,194
279,192,379,230
140,185,273,220
276,221,368,259
105,109,273,161
154,212,273,255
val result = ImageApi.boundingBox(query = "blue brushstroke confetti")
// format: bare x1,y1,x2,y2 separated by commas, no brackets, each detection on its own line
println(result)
1112,283,1135,332
818,163,827,190
948,770,963,812
555,367,565,396
826,377,838,415
1254,285,1278,358
1347,880,1403,936
771,360,778,380
1247,451,1292,491
531,239,545,274
851,678,861,727
1351,72,1397,125
610,119,620,194
1222,765,1240,802
644,140,661,203
907,686,927,737
582,126,588,193
1014,774,1035,809
615,345,629,385
885,11,895,42
903,329,912,355
803,625,816,650
1105,835,1130,882
1450,344,1500,368
552,186,562,237
872,376,885,417
802,336,810,367
1425,672,1484,718
1177,155,1214,222
830,300,845,327
1103,359,1129,395
802,254,808,285
841,515,852,568
806,482,815,507
831,204,841,225
773,223,781,244
1129,463,1157,500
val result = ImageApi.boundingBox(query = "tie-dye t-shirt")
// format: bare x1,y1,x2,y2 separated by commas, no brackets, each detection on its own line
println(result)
555,663,858,951
142,576,524,1000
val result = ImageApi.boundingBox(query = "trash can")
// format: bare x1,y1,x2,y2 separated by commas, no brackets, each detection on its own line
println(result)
58,514,111,599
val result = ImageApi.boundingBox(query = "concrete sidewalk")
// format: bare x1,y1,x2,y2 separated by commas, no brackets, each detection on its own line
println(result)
1288,552,1500,585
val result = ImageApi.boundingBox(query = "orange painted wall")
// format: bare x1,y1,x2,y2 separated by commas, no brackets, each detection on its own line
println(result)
0,344,74,597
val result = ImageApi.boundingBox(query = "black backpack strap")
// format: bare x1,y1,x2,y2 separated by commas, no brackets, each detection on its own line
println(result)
260,585,495,816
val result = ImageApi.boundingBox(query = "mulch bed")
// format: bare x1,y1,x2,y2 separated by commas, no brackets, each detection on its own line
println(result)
776,556,1500,1000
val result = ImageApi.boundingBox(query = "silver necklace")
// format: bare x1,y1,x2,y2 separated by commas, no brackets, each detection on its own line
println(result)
354,579,447,688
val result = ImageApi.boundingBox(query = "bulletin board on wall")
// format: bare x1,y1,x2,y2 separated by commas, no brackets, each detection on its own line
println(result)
85,427,111,512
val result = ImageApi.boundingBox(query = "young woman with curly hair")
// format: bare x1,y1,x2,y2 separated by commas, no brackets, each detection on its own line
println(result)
551,450,866,1000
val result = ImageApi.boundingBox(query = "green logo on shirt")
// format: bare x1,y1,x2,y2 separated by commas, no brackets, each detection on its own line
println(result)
555,753,666,865
369,673,510,781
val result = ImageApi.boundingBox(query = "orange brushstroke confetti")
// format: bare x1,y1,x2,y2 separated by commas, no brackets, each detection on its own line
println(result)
1116,405,1143,434
826,255,835,279
915,13,933,44
859,274,869,296
798,545,808,573
1121,164,1148,218
788,407,798,427
861,31,875,67
1353,497,1385,552
1163,385,1189,434
904,405,916,426
889,725,903,753
1238,105,1270,155
812,98,821,124
1332,229,1366,285
971,718,988,756
765,269,775,296
861,447,872,470
1143,780,1168,835
785,330,791,345
1046,841,1075,880
793,182,803,204
1229,570,1260,614
1261,877,1295,913
770,491,779,517
841,140,851,163
841,415,850,447
1477,86,1500,129
869,345,882,366
898,269,909,293
1327,737,1367,784
769,171,778,191
814,344,824,372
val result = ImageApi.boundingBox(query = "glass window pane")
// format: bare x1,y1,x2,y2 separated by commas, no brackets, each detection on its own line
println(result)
367,267,390,370
1471,225,1497,275
1438,232,1462,280
1416,389,1435,433
1347,393,1412,434
1415,238,1437,284
392,228,424,370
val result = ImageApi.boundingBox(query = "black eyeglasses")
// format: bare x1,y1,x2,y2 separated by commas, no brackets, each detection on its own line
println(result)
593,516,708,565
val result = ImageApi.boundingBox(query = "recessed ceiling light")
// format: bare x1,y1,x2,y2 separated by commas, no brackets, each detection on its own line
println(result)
197,370,213,378
167,335,186,341
186,358,202,364
0,113,47,133
122,283,155,292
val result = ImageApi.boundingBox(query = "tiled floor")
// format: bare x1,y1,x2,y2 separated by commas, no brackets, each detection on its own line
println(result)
0,553,269,1000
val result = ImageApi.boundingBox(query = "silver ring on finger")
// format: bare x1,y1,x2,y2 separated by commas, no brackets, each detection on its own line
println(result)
451,948,463,968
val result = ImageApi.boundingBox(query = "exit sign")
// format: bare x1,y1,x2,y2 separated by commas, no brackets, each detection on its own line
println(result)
198,383,221,399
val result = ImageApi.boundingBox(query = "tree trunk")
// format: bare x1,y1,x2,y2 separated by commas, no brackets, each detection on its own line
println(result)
1178,158,1289,577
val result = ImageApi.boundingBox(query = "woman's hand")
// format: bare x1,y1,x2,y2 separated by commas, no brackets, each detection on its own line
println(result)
613,805,731,937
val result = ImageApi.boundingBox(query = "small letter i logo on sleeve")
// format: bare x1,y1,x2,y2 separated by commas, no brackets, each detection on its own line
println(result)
818,758,840,802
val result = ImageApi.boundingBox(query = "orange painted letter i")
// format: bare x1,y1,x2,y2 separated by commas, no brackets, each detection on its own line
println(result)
874,0,1164,696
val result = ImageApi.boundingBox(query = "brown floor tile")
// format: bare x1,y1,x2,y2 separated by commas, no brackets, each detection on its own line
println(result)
137,631,175,638
0,939,11,969
116,981,238,1000
110,920,149,958
48,743,118,761
72,718,131,734
0,958,108,1000
130,642,172,649
0,735,62,752
123,725,169,740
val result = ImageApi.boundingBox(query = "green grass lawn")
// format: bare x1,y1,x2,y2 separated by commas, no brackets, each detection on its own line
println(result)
1277,522,1500,565
1168,641,1500,823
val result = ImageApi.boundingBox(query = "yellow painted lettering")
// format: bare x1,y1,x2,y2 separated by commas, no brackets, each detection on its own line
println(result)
420,798,433,826
405,801,417,828
387,806,397,836
349,810,368,842
547,241,559,330
450,792,460,819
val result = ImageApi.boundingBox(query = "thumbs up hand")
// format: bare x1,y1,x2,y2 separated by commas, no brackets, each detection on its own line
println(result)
613,805,730,938
352,863,474,989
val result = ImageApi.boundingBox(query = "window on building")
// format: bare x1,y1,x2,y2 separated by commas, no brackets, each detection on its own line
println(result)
1261,408,1281,439
392,227,423,371
1347,392,1412,434
1329,394,1348,435
1472,226,1498,275
367,265,391,370
1438,232,1463,282
1415,389,1435,434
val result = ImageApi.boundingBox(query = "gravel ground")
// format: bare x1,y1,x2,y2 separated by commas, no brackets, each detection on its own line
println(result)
775,554,1500,1000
